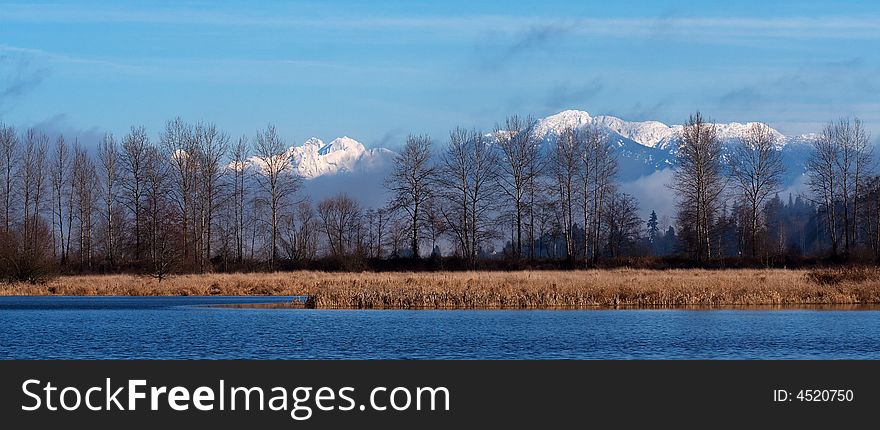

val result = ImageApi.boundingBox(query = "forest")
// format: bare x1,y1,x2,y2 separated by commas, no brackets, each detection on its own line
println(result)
0,112,876,283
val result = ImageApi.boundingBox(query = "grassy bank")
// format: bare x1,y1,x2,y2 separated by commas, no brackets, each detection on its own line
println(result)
2,268,880,309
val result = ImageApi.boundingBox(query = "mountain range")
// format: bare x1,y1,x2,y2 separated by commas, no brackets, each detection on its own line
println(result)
531,110,816,185
288,109,816,192
287,136,396,179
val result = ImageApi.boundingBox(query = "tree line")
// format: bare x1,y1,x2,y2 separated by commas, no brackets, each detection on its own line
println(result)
0,112,875,282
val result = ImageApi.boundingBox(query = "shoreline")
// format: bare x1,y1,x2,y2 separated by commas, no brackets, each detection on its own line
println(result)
3,269,880,309
205,302,880,311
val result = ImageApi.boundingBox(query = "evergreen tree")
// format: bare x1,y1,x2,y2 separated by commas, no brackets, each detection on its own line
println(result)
647,210,659,243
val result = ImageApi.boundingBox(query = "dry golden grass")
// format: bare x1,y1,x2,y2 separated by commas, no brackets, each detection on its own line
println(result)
3,268,880,309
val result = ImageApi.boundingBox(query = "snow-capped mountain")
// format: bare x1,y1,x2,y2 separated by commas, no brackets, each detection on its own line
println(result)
243,136,396,180
532,110,816,184
288,136,396,179
244,135,396,209
535,109,793,151
531,110,676,181
232,109,824,216
244,109,817,193
593,115,674,149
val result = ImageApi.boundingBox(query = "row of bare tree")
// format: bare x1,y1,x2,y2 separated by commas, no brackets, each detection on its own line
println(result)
387,116,632,266
0,119,306,280
671,112,877,262
0,111,876,280
387,110,872,265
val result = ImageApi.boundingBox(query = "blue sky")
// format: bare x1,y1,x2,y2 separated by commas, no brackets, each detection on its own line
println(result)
1,0,878,148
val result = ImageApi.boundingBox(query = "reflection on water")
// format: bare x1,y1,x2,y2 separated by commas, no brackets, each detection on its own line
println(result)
612,304,880,311
219,302,880,311
1,296,879,360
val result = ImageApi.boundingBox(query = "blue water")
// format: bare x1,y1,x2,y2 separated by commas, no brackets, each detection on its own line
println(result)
1,296,879,359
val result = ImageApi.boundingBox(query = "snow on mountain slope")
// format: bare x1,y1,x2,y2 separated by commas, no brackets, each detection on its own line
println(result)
531,110,593,138
242,109,816,194
535,110,792,151
532,110,673,180
661,122,787,151
531,109,816,183
592,116,674,149
295,136,362,178
247,136,396,179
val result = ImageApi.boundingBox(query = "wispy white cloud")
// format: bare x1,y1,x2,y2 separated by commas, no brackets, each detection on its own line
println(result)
596,16,880,40
712,57,880,134
0,44,422,83
0,44,143,72
2,3,880,40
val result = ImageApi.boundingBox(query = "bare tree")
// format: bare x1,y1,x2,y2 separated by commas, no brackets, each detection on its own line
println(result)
149,219,177,282
50,136,71,263
807,125,839,255
671,112,726,261
729,123,784,257
229,136,250,263
253,124,300,270
385,134,434,258
281,200,319,262
161,118,197,267
317,194,363,259
580,124,617,265
121,126,149,262
861,176,880,259
296,201,319,261
194,122,229,270
550,126,582,261
386,212,410,258
0,123,17,234
142,144,177,281
494,115,541,259
807,118,873,257
72,145,98,269
836,118,872,255
365,207,389,259
20,129,49,246
424,196,445,257
49,137,64,258
97,133,121,266
64,142,78,262
13,128,52,282
531,187,556,258
604,191,642,258
525,131,546,260
143,144,174,270
436,128,499,266
249,197,267,262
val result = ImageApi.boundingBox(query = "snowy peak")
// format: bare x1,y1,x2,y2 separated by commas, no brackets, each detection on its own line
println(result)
532,110,593,138
291,136,395,179
534,109,800,150
292,136,365,179
241,109,817,186
668,121,787,148
528,109,819,183
302,137,324,146
785,133,820,146
534,110,676,149
318,136,363,155
593,115,674,149
241,135,395,179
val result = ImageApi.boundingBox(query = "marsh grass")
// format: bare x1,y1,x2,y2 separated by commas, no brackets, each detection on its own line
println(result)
4,268,880,309
805,266,876,286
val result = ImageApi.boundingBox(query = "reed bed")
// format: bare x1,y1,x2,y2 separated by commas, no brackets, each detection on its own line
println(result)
3,268,880,309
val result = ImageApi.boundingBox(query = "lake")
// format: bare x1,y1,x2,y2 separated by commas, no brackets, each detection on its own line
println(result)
1,296,879,359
